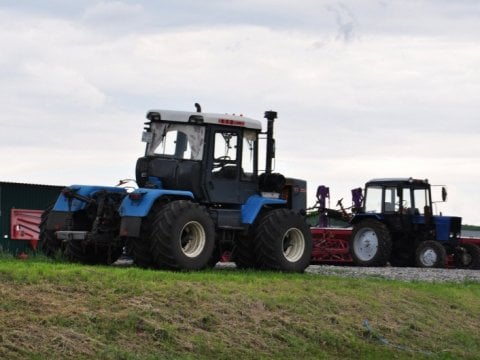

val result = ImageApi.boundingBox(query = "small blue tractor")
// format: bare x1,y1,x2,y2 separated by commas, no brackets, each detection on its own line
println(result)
349,178,480,268
40,105,312,272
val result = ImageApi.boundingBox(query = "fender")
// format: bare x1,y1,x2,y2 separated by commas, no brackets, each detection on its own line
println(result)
119,188,194,217
241,194,287,224
53,185,127,212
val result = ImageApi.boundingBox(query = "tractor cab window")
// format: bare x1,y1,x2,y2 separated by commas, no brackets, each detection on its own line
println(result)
402,188,412,213
241,130,257,181
146,123,205,160
384,187,399,213
413,188,429,215
364,186,382,213
212,131,239,179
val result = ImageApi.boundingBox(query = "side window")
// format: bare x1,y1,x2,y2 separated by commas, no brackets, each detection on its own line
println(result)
212,132,239,179
402,188,412,213
162,130,191,159
384,187,399,213
148,123,205,160
413,189,429,215
214,132,238,160
364,187,382,213
242,130,257,180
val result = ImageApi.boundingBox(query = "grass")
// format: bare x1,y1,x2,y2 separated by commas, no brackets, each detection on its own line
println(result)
1,253,480,359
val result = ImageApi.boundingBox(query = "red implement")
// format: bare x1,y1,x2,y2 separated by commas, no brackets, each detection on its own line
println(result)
10,209,43,249
310,227,353,264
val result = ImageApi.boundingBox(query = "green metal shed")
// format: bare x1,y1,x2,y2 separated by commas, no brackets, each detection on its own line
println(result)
0,181,64,254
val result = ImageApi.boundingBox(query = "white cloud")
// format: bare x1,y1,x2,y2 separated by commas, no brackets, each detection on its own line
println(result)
1,1,480,224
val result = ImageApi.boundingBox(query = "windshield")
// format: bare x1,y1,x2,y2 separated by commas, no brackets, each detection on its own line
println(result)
145,123,205,160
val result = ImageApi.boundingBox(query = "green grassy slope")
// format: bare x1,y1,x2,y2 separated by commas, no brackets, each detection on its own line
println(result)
1,256,479,359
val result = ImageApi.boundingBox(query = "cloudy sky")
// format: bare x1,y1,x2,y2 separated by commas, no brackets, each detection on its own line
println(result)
1,1,479,224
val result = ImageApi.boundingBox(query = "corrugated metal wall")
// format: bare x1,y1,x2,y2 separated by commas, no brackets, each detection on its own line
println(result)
0,182,64,254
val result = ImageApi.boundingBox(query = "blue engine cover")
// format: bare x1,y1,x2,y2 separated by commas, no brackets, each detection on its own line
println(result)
433,216,453,241
53,185,127,212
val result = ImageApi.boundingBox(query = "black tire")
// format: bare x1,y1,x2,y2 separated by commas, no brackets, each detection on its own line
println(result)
150,200,215,270
131,203,162,269
131,236,156,269
231,234,258,269
350,219,392,266
39,205,64,257
254,209,312,272
415,240,447,268
454,243,480,269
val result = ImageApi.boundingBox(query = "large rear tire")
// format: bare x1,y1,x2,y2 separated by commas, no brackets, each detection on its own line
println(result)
454,243,480,269
254,209,312,272
415,240,446,268
150,200,215,270
350,219,392,266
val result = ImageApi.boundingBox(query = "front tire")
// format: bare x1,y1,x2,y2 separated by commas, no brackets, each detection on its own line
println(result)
415,240,446,268
350,219,392,266
254,209,312,272
150,200,215,270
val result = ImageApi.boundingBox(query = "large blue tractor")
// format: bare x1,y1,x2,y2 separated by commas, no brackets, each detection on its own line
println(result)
40,105,312,272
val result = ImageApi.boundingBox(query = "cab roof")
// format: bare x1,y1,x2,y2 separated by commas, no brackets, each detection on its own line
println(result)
146,109,262,130
366,178,429,187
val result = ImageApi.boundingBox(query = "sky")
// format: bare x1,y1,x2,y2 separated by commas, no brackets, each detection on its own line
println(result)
1,1,479,224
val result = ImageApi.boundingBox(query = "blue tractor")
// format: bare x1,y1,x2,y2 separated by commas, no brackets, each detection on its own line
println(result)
348,178,480,268
40,105,312,272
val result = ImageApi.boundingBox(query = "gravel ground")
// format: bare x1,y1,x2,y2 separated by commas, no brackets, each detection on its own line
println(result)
114,259,480,283
213,263,480,283
304,265,480,283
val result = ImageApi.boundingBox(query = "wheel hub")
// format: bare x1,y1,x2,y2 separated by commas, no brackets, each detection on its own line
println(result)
353,228,378,261
282,228,305,262
420,248,438,267
180,221,206,258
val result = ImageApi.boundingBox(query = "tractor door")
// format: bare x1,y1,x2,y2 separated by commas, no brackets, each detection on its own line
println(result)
381,186,407,231
205,127,258,204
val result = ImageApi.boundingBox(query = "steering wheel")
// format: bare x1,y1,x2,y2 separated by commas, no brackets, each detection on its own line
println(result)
213,156,231,169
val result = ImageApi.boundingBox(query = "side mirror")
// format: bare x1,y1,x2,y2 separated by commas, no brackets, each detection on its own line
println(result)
441,187,447,202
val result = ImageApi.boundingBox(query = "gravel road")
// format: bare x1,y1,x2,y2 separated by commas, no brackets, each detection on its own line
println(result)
304,265,480,283
115,259,480,283
213,263,480,283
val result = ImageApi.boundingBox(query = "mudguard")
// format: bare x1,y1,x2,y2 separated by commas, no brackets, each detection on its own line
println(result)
53,185,127,212
119,188,194,217
241,194,286,224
